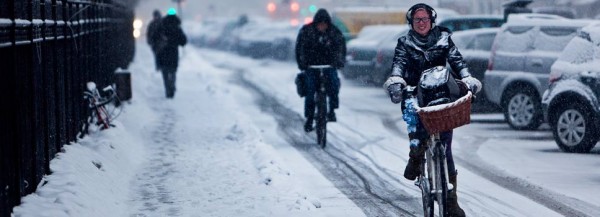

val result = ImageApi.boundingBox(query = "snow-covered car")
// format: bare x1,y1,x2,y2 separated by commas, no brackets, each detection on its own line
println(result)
237,22,298,60
542,21,600,153
451,27,500,112
484,13,593,130
191,19,237,48
369,26,411,86
343,25,409,84
437,15,504,32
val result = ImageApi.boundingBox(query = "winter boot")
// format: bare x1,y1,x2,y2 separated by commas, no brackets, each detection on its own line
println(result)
403,143,426,180
447,174,466,217
304,118,314,132
327,110,336,122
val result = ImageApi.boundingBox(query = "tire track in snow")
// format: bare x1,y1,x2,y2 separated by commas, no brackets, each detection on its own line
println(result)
231,69,420,217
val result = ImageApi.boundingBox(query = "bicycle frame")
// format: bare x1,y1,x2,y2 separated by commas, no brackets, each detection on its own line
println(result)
402,86,451,217
309,65,332,148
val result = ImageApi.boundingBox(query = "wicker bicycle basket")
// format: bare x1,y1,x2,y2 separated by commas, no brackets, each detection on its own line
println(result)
416,92,472,134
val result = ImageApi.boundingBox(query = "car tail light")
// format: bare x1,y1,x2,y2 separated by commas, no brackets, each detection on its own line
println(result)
487,46,496,71
375,49,384,65
549,71,563,84
346,50,355,61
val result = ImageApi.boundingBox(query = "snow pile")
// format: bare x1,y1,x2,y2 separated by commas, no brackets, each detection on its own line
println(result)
12,121,146,217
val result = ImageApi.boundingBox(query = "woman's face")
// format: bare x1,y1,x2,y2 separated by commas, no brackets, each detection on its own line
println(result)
412,9,431,36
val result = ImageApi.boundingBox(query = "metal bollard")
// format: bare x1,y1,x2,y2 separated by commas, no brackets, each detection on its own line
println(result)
115,68,132,101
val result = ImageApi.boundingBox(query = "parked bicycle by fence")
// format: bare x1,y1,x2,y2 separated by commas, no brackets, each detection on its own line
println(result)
78,81,122,138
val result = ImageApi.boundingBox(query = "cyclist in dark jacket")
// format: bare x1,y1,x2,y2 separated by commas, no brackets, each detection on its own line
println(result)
156,13,187,98
382,4,481,217
295,8,346,132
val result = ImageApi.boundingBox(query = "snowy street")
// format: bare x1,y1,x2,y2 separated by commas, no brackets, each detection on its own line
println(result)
12,42,600,217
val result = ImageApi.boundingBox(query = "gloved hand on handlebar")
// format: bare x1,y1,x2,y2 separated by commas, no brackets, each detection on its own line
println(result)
461,76,482,94
383,76,407,104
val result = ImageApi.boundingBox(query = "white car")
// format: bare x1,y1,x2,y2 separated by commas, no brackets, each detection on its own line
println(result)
483,14,593,130
541,21,600,153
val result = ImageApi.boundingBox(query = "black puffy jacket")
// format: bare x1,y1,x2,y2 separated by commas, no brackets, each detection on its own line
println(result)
295,9,346,70
156,15,187,69
390,26,470,86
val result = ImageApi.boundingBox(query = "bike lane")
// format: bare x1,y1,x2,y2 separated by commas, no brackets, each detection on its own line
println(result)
125,45,364,217
197,48,572,217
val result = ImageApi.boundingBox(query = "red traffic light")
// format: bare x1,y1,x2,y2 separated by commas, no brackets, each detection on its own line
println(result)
290,2,299,12
267,2,276,13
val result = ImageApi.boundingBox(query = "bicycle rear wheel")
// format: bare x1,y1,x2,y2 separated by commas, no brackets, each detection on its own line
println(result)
316,92,327,148
433,144,449,216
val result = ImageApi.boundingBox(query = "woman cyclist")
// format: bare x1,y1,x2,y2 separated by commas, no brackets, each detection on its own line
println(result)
382,3,481,216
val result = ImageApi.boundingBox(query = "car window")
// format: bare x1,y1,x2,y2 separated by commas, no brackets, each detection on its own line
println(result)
534,27,577,52
438,17,503,32
355,29,381,41
451,33,472,50
470,33,496,51
557,33,594,64
506,26,533,34
381,28,409,48
496,27,533,52
355,26,401,42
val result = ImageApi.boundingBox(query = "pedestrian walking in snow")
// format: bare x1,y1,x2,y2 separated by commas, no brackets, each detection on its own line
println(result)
147,9,162,71
155,11,187,98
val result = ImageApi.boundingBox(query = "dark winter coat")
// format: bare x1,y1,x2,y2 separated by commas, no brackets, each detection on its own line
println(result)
147,18,161,53
390,26,470,86
295,9,346,70
156,15,187,69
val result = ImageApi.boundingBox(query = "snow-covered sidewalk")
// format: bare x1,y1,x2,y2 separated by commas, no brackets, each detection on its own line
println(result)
12,43,363,217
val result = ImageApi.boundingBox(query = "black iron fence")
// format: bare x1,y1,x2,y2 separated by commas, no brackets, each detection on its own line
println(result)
0,0,135,216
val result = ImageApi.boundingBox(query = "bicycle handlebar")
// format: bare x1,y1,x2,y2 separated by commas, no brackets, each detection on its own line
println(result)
308,65,333,69
83,84,117,108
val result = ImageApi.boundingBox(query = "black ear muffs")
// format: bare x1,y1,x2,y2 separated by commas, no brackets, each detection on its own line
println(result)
406,3,437,28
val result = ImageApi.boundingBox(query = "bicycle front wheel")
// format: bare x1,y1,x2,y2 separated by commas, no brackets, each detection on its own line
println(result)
434,144,448,216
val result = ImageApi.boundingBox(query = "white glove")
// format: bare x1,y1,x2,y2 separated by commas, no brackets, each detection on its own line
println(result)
383,76,406,91
383,76,407,104
461,76,482,94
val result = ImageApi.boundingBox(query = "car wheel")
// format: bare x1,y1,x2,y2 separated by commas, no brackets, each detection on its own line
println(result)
503,88,543,130
551,102,599,153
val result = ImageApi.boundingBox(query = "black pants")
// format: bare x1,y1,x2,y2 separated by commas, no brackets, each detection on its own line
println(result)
161,67,177,98
304,68,340,119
